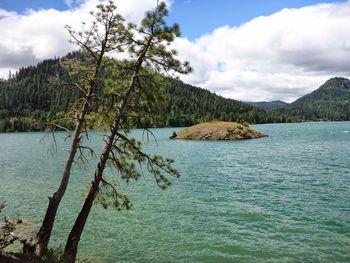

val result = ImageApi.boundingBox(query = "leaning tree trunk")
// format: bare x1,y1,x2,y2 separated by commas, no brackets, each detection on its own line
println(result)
62,138,111,262
63,70,140,262
35,100,89,256
35,1,125,256
36,61,104,255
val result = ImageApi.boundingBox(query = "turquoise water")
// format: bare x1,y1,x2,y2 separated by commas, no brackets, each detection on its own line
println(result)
1,122,350,262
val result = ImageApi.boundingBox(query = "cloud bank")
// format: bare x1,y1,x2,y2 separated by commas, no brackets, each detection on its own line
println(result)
175,1,350,102
0,0,168,77
1,0,350,102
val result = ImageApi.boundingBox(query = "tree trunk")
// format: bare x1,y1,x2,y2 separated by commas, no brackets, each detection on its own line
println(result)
35,3,121,256
36,48,105,255
63,152,107,262
63,69,141,262
35,112,84,255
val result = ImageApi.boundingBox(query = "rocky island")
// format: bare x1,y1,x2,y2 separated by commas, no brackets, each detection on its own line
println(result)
172,122,267,140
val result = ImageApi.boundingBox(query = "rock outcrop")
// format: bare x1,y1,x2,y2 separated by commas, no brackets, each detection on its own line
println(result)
173,122,267,140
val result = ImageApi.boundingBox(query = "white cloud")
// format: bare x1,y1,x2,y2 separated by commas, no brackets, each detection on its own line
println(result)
64,0,74,7
0,9,16,18
0,0,170,78
1,1,350,102
174,1,350,102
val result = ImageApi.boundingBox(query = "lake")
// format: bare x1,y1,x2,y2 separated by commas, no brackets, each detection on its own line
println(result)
1,122,350,262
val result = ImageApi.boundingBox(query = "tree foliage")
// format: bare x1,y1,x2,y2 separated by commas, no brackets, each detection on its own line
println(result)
35,1,129,256
0,56,268,132
62,1,191,261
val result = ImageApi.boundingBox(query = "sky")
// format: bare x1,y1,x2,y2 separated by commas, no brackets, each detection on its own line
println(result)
0,0,350,102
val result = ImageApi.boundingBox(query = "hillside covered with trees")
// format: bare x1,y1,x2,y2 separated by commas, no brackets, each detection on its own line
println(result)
276,77,350,122
1,53,349,133
245,100,288,111
0,52,267,132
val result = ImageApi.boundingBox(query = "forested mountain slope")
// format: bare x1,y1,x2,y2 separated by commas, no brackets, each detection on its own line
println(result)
0,52,266,132
245,100,288,111
277,77,350,121
2,52,348,132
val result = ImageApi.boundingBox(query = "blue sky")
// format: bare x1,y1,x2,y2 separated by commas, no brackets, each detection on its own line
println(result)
0,0,71,13
0,0,350,101
167,0,346,39
0,0,345,40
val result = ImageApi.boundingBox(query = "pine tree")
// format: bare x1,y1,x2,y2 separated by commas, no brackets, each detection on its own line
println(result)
35,1,127,255
62,1,191,261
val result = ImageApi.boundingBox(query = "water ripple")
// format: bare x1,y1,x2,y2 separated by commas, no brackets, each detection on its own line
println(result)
0,122,350,262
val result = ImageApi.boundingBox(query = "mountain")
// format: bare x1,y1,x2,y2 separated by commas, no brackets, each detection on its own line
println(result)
245,100,288,111
277,77,350,121
0,52,267,132
2,52,348,132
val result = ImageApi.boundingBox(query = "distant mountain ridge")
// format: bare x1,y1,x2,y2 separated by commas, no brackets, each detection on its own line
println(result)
245,100,288,111
277,77,350,121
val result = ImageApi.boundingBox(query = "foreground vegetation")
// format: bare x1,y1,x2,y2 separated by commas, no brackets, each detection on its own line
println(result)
1,1,190,262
